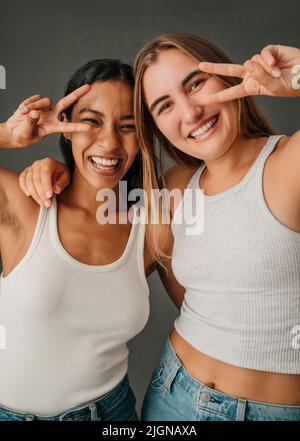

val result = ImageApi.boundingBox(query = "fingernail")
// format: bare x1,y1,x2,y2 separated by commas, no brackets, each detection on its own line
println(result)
20,107,29,114
46,191,52,198
30,111,39,119
55,187,61,194
44,200,51,208
271,69,281,78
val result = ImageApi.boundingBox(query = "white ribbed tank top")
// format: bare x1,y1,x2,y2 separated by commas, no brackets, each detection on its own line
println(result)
172,135,300,374
0,197,149,415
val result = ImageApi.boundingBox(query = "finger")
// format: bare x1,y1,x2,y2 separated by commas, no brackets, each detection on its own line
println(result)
243,60,279,90
54,84,91,114
19,169,30,196
18,111,41,140
25,169,42,205
199,62,245,78
40,164,56,201
53,169,71,194
200,83,247,105
32,167,51,206
246,55,280,78
261,44,279,66
19,95,43,114
22,97,53,112
32,167,47,200
19,107,30,115
47,121,91,135
19,95,42,108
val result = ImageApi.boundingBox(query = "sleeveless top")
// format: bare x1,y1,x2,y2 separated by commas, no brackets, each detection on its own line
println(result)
0,196,149,415
172,135,300,374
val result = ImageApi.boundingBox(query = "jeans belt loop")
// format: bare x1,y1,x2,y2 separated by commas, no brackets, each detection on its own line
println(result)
165,363,181,392
26,414,35,421
89,402,98,421
236,398,247,421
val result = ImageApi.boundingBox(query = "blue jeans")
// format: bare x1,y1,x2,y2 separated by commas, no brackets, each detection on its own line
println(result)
0,375,137,421
142,340,300,421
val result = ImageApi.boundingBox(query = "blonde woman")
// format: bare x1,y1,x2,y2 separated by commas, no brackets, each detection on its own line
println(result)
133,33,300,421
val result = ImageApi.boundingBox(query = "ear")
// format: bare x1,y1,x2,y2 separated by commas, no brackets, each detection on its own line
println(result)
61,112,71,142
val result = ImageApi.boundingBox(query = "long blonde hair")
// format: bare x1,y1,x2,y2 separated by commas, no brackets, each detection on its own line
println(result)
134,32,275,265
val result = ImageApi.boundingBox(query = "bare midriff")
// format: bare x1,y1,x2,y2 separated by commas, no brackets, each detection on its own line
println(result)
170,329,300,405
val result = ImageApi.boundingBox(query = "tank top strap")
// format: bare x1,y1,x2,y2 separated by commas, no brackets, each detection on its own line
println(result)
187,135,285,194
0,203,48,283
253,134,285,185
255,134,285,169
187,164,206,190
49,195,144,272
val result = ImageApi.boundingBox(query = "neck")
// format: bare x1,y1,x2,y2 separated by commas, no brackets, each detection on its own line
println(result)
203,135,265,181
60,168,120,215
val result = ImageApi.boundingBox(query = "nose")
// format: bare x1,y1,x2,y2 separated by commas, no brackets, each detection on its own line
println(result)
178,96,203,125
95,123,121,152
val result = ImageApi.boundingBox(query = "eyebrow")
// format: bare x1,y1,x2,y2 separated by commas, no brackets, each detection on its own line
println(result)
78,108,103,117
120,114,134,121
149,69,203,113
181,69,202,87
78,108,134,120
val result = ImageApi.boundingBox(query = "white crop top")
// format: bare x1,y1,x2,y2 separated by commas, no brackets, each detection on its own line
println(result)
172,135,300,374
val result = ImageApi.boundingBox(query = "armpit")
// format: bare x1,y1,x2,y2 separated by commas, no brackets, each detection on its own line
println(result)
0,206,22,236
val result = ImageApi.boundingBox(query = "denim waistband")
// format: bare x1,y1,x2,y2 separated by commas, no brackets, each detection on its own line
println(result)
161,339,300,421
0,375,130,421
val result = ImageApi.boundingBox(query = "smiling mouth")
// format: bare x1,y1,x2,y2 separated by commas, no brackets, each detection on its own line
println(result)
189,114,219,140
88,155,123,171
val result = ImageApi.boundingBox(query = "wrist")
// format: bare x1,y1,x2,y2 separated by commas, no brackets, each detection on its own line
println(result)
0,122,14,148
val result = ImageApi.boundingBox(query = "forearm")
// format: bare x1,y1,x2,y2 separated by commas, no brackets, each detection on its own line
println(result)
0,122,13,148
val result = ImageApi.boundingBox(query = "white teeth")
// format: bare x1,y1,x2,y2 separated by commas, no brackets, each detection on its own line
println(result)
190,115,218,139
90,156,119,166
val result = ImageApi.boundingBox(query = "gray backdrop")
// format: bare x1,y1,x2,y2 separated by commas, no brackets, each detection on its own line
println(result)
1,0,300,415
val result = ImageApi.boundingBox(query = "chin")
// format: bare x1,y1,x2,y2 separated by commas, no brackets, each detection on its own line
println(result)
89,176,121,191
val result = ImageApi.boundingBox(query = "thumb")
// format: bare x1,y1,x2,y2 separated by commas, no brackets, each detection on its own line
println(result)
21,110,41,139
261,44,279,67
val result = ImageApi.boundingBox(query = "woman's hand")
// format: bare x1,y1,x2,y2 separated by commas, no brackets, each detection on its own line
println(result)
198,44,300,104
4,84,91,148
19,158,70,207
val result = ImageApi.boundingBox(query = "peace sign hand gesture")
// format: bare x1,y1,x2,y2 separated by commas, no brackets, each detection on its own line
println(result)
198,44,300,105
4,84,91,148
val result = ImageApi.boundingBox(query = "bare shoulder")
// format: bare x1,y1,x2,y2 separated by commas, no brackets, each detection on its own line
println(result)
263,132,300,232
267,132,300,182
272,131,300,160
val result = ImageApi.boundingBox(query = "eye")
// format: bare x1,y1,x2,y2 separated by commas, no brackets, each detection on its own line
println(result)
80,118,101,126
120,124,136,132
158,102,172,115
188,79,205,93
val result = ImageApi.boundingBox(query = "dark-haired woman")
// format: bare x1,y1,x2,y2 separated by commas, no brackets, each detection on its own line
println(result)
0,59,155,421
